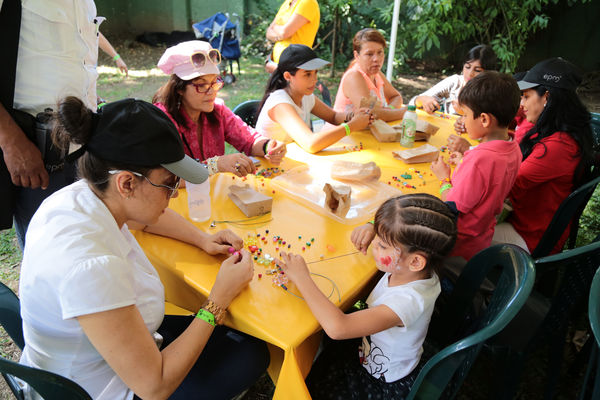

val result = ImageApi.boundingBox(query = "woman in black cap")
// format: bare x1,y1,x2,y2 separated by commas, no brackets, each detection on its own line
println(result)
493,57,595,254
18,97,269,399
255,44,372,153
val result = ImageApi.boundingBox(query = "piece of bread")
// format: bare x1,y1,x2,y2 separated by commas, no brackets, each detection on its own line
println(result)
323,183,352,217
393,144,439,164
370,119,398,142
331,161,381,182
228,184,273,217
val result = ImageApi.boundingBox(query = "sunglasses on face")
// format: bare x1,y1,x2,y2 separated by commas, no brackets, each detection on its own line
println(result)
190,49,221,68
108,170,181,198
189,76,224,94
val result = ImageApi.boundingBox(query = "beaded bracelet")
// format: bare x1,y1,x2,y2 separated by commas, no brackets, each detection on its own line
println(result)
439,177,451,186
205,156,219,175
113,54,121,61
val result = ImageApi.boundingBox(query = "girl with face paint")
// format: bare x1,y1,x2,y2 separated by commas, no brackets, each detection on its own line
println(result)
277,194,457,399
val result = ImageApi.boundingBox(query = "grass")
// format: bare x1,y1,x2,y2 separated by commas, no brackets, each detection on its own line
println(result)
0,37,598,399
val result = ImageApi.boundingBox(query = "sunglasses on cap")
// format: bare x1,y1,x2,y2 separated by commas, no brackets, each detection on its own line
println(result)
190,49,221,68
189,76,224,94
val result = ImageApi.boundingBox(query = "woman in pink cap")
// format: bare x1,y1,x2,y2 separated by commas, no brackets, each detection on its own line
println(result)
153,41,286,177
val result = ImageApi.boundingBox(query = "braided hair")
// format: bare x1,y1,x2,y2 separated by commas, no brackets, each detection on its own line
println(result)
374,194,457,275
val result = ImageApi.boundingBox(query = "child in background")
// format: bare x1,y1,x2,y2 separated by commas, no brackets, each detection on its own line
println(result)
411,44,497,116
277,194,457,399
255,44,371,154
430,71,522,265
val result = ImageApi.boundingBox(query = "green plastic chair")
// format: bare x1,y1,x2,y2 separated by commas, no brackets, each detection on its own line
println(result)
531,175,600,259
590,112,600,151
579,267,600,399
406,244,535,399
493,238,600,399
0,282,91,400
0,281,24,350
232,99,260,128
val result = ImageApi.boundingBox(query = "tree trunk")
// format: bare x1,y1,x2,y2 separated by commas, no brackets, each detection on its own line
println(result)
330,10,339,78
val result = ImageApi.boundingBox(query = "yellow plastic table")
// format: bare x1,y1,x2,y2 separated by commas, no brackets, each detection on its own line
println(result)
133,111,459,400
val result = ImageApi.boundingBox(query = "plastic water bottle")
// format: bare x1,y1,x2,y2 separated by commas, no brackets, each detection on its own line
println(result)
400,105,417,148
187,179,211,222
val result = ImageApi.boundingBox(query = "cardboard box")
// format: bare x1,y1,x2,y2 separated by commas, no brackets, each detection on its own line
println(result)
370,119,398,142
393,144,439,164
228,184,273,217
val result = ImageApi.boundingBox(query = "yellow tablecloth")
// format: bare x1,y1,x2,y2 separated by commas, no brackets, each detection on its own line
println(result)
133,111,460,400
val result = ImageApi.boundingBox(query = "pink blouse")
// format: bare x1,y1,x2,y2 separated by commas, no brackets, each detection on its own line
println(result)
154,99,264,160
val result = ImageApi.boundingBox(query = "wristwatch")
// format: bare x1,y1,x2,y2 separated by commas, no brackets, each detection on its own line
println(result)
202,299,227,325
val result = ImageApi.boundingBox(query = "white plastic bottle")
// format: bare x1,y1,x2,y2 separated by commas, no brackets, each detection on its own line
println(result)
400,105,417,148
187,179,211,222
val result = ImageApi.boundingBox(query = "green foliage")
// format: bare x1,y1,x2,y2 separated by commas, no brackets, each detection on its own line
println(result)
241,1,273,57
380,0,590,72
241,0,390,70
577,186,600,246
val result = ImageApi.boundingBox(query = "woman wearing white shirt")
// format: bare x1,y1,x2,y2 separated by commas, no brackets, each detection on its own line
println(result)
19,97,268,399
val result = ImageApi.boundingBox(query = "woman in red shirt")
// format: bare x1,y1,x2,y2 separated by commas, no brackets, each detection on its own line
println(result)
493,58,595,254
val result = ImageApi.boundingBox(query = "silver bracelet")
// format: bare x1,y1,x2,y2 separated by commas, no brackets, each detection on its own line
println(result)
206,156,219,175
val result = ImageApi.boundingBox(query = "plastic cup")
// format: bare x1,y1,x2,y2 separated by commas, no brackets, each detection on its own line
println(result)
187,180,211,222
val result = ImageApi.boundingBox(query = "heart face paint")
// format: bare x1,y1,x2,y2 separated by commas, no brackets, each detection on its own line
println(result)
379,255,392,267
372,236,403,273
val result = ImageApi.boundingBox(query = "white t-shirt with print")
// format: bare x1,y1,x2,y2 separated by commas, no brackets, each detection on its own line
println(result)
19,180,165,400
255,89,316,143
359,272,440,383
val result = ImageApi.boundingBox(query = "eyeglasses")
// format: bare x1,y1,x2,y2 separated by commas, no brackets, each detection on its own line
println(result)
108,170,180,198
190,76,224,94
190,49,221,68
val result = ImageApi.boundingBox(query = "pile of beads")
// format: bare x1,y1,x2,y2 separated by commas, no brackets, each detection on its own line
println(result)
342,142,363,152
255,167,284,178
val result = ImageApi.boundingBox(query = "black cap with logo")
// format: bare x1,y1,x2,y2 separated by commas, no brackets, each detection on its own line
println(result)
278,44,330,72
69,98,208,183
517,57,582,91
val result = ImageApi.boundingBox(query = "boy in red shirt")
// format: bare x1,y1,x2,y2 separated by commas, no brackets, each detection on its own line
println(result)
431,71,522,263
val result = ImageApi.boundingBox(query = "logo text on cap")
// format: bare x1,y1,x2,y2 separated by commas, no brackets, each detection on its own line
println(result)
543,74,561,83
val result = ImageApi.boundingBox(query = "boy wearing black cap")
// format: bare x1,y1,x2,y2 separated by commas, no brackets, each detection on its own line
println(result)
255,44,372,153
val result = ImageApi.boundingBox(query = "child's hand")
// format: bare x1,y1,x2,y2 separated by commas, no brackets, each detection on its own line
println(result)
264,139,287,165
415,96,439,114
276,252,310,283
453,117,467,134
447,134,470,154
351,223,375,255
348,108,372,131
448,151,463,166
430,155,451,181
